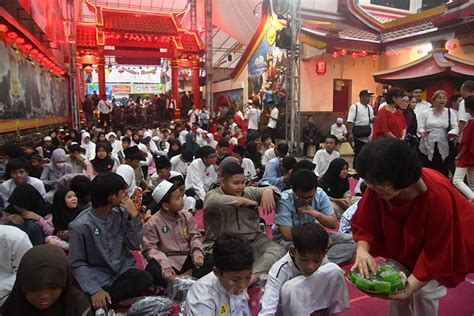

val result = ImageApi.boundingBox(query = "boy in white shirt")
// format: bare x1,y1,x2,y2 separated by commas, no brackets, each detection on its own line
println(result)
313,135,340,177
184,234,254,316
170,150,194,176
232,146,257,183
266,101,279,143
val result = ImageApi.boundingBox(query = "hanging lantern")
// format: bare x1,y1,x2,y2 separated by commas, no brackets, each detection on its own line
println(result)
0,24,8,33
182,69,189,79
371,54,379,61
6,32,18,45
36,53,45,64
332,51,339,58
350,52,358,59
84,65,94,74
15,37,25,46
339,49,347,56
316,59,327,76
22,43,32,55
359,50,368,57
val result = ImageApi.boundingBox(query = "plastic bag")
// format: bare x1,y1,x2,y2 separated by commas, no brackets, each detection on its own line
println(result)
126,296,173,316
166,276,197,303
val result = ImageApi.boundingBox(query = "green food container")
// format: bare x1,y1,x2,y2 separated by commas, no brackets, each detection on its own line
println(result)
380,270,401,282
390,278,404,292
354,275,373,291
372,280,392,293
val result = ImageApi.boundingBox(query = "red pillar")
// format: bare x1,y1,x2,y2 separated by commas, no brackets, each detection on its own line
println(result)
171,59,180,119
192,61,200,109
97,57,106,97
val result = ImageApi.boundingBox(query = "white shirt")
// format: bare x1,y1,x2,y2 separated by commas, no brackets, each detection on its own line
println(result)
414,100,432,118
417,107,458,161
347,102,374,141
313,149,340,177
330,123,348,140
267,108,279,129
242,158,257,180
179,130,189,145
261,148,277,166
0,226,32,306
230,122,238,135
184,272,251,316
185,158,217,201
97,99,112,114
277,263,349,316
170,155,190,176
247,108,262,130
458,99,471,123
0,177,47,209
378,101,387,110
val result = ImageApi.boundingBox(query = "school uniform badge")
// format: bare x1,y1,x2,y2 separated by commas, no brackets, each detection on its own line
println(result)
219,303,229,315
94,228,100,235
162,225,170,233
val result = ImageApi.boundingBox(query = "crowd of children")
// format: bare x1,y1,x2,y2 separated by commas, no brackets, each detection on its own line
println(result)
0,85,473,315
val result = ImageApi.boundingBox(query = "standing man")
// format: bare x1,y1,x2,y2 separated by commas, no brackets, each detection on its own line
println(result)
246,100,262,133
458,80,474,136
302,116,321,157
97,95,112,128
266,101,279,144
82,94,94,125
347,90,374,168
412,88,432,118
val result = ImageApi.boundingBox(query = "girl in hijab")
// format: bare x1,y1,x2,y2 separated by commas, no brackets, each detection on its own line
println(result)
87,142,119,178
116,164,144,216
1,244,92,316
183,132,200,156
167,139,182,159
245,141,263,179
6,183,53,245
45,188,82,251
80,132,96,161
318,158,359,218
40,149,73,191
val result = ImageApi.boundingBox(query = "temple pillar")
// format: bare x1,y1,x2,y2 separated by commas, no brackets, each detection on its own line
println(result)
97,56,106,97
171,59,180,119
192,61,200,109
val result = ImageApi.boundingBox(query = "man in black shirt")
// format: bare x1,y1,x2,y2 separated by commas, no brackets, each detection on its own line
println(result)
302,116,321,157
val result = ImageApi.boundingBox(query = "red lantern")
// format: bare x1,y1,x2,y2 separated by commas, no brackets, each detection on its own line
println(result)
6,32,18,44
359,50,368,57
316,59,327,76
84,65,94,74
0,24,8,33
59,70,66,76
332,51,339,58
350,52,358,59
30,49,38,58
15,37,25,46
22,43,32,54
371,54,379,61
36,53,44,63
339,49,347,56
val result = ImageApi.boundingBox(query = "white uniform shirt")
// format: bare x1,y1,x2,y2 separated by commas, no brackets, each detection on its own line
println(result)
458,99,471,123
97,99,112,114
179,130,189,145
330,123,348,141
313,149,340,177
170,155,190,176
414,100,432,118
277,263,349,316
267,108,279,129
184,272,251,316
261,148,276,166
247,108,262,130
241,158,257,180
185,158,217,201
347,102,374,142
0,226,32,306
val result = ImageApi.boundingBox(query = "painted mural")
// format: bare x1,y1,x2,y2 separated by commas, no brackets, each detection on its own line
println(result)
0,41,69,120
213,88,244,112
247,22,289,110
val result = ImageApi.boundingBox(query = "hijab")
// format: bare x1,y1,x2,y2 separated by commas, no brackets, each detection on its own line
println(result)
51,188,82,233
167,139,182,159
44,148,69,179
116,164,137,197
1,245,91,316
183,132,200,155
8,183,51,217
318,158,350,199
90,142,115,173
80,132,96,160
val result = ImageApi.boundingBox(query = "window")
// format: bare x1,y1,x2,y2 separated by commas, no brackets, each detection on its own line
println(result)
422,0,449,11
370,0,410,11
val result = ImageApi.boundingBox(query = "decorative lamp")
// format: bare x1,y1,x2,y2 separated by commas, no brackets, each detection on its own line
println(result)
332,51,339,58
84,65,94,74
339,49,347,56
316,59,327,76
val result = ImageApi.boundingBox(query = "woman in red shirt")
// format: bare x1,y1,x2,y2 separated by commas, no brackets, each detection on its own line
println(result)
372,88,407,140
351,138,474,315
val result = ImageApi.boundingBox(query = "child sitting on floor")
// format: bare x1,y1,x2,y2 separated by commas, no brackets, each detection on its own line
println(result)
260,223,350,315
184,234,254,315
143,180,213,288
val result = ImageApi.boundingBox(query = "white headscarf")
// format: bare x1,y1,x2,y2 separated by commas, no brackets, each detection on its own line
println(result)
81,132,96,160
116,164,137,197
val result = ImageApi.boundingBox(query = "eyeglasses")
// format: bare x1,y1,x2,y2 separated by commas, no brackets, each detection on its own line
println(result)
294,194,313,204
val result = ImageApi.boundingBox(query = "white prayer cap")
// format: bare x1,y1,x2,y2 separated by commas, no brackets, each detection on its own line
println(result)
107,132,117,139
44,136,52,141
247,99,253,104
336,117,343,124
152,136,160,142
152,180,174,205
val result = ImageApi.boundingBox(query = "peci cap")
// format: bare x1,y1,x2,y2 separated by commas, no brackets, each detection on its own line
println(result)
336,117,344,124
124,146,146,161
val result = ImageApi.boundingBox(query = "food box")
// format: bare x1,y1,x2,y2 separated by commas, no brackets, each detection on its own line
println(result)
347,264,406,294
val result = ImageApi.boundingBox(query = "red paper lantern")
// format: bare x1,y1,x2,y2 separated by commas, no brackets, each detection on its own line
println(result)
59,70,66,76
84,65,94,74
0,24,8,33
30,49,38,58
339,49,347,56
350,52,358,59
15,37,25,46
316,59,327,76
359,50,368,57
22,43,32,54
371,54,379,61
332,51,339,58
36,53,44,63
6,32,18,44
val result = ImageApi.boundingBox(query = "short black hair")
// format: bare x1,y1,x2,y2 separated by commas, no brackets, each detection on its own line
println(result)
276,143,289,156
450,94,461,104
325,134,338,144
70,175,92,200
291,169,318,192
356,138,422,190
6,158,31,177
197,146,216,159
281,155,296,171
221,162,244,179
121,136,131,144
386,87,404,104
155,156,171,170
181,150,194,162
232,145,246,157
90,172,127,207
462,80,474,93
291,160,316,175
213,234,254,272
292,223,329,255
465,95,474,112
261,133,271,142
218,139,230,148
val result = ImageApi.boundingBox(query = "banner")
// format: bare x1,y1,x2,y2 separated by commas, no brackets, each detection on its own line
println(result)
112,84,132,94
132,84,162,94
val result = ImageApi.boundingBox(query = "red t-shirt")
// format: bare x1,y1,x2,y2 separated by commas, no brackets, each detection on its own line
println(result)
351,168,474,287
458,119,474,167
372,107,407,140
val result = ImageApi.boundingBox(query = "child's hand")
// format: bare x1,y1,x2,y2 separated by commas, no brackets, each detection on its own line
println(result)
7,214,24,225
120,196,138,219
91,289,112,310
260,188,275,214
193,256,204,268
19,210,41,221
162,267,176,280
235,197,258,208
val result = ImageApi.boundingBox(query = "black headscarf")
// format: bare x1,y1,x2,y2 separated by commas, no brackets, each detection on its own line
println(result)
1,245,91,316
7,183,51,217
167,139,182,159
318,158,350,199
51,188,82,233
90,142,115,173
